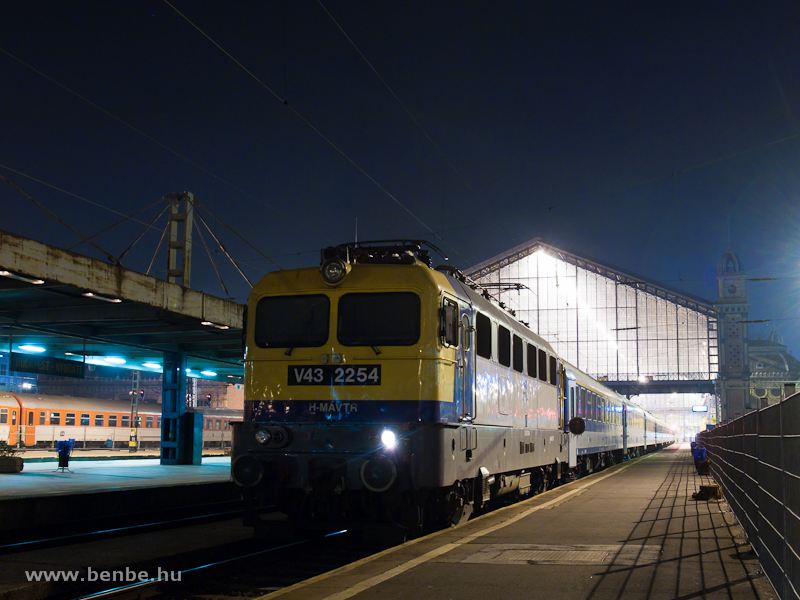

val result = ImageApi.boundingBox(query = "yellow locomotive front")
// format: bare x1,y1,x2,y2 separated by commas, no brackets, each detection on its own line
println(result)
232,241,461,531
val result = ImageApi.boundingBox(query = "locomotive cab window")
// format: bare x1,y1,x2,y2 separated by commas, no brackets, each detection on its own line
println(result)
338,292,420,346
512,335,523,373
440,298,459,346
497,326,511,367
476,312,492,359
254,294,330,348
549,356,557,386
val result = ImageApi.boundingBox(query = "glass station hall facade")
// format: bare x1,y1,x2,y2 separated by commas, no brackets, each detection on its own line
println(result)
467,240,719,439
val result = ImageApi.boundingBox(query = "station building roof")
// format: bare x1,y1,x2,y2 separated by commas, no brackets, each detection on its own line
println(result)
466,238,718,394
0,231,244,382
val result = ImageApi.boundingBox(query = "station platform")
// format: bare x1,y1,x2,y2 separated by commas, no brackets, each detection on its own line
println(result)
267,444,776,600
0,456,231,499
0,457,236,535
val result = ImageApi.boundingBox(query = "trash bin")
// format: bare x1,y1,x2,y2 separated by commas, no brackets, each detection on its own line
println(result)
692,446,706,464
55,440,74,472
107,439,113,449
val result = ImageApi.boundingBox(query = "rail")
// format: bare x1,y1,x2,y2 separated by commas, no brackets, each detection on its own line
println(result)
697,392,799,600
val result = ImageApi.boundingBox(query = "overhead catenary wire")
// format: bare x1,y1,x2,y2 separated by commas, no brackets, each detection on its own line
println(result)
0,173,119,265
0,45,334,250
161,0,459,260
68,197,165,253
424,131,800,237
190,210,232,300
116,203,172,263
192,206,253,288
317,0,486,233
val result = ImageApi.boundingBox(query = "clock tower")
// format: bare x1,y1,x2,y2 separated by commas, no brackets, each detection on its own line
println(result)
715,247,750,421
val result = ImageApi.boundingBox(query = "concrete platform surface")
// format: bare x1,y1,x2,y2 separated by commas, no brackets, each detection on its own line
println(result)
264,444,776,600
0,457,231,499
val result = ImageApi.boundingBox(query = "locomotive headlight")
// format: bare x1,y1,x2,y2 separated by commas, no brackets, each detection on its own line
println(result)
381,429,397,451
320,258,348,285
255,429,272,445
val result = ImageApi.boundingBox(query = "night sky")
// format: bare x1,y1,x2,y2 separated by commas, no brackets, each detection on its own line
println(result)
2,1,799,351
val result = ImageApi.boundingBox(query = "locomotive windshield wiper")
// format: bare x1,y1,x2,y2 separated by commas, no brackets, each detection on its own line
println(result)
284,314,315,356
371,346,381,355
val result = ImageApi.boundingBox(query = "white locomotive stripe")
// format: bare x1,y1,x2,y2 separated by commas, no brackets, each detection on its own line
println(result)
261,458,643,600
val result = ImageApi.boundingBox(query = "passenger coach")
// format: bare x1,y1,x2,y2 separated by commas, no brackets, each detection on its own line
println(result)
232,241,675,536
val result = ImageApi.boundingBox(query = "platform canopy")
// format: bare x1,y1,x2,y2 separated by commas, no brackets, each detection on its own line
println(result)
0,230,244,382
467,239,718,396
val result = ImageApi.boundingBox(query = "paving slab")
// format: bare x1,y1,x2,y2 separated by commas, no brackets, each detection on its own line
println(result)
261,444,776,600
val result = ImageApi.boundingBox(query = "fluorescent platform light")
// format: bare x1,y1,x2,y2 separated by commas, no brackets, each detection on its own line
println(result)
0,270,44,284
82,292,122,303
18,345,46,353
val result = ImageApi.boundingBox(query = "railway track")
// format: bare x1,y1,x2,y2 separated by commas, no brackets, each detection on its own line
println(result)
56,527,386,600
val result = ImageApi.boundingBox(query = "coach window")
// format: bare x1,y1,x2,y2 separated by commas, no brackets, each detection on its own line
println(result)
512,335,523,373
589,394,595,421
95,414,104,427
338,292,421,346
11,411,16,425
255,294,330,349
497,326,511,367
578,388,584,418
80,413,90,426
526,344,537,378
441,298,459,346
146,416,154,428
108,414,117,427
121,415,130,428
157,417,162,428
224,420,230,429
570,388,575,417
39,411,45,425
538,349,548,382
0,408,6,424
549,356,557,386
476,313,492,359
50,412,61,425
216,420,222,430
205,419,211,430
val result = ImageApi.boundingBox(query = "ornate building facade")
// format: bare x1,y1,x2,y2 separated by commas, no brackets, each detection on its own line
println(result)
714,248,751,421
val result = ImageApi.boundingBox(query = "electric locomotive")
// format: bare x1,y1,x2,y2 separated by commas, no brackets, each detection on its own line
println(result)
231,240,674,536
